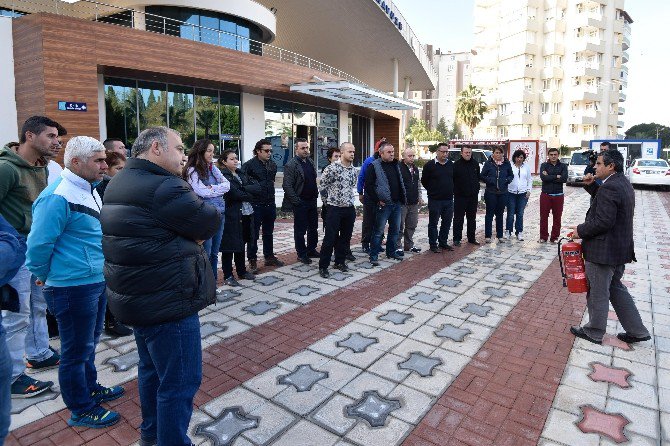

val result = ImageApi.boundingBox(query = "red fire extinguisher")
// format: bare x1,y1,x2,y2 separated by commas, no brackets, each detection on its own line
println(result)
558,234,589,293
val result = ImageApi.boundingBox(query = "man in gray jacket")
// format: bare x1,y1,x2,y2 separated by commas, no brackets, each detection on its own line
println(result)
282,138,319,264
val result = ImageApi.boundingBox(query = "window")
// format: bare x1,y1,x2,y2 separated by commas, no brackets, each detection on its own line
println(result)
540,125,546,136
525,55,534,68
542,79,551,91
541,102,550,114
553,102,561,113
554,79,562,89
523,125,531,137
570,124,577,134
572,77,581,87
544,56,551,67
612,56,619,67
498,103,508,115
525,79,534,91
523,102,532,114
552,125,559,137
571,102,579,111
498,126,509,138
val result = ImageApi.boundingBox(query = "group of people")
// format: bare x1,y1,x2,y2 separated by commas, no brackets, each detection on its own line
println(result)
0,115,652,445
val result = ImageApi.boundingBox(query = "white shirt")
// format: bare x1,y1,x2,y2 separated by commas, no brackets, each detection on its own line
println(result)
508,162,533,194
47,160,63,185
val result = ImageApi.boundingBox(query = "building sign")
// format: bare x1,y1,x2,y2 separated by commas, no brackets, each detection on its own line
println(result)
374,0,403,30
58,101,87,112
220,134,241,141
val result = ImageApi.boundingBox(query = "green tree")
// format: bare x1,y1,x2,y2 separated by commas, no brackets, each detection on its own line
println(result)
436,117,449,141
625,122,670,149
449,121,461,139
455,84,488,137
405,118,442,147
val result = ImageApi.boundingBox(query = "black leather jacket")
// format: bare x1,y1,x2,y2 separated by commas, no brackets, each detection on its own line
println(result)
241,157,277,205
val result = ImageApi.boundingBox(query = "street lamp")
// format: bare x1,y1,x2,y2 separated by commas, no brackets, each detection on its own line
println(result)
663,148,670,161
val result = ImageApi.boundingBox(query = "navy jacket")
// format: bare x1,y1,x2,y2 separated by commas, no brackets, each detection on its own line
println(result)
480,158,514,194
540,161,568,194
0,214,25,312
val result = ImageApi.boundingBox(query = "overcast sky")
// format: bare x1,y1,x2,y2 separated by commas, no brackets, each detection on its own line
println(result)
393,0,669,132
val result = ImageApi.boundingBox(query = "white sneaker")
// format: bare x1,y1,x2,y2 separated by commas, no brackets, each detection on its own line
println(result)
517,232,524,241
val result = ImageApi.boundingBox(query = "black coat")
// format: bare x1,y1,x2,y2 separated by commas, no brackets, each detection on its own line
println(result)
100,158,220,327
220,168,262,253
540,161,568,194
240,157,277,205
453,158,481,197
577,172,635,265
399,162,421,205
480,158,514,193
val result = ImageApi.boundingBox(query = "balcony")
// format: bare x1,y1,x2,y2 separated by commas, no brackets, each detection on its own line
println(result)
507,113,535,125
622,34,630,50
544,18,566,34
498,66,539,83
541,89,562,103
541,67,564,79
499,42,539,61
619,92,627,102
608,114,619,125
574,38,605,55
496,115,509,126
547,136,561,148
544,42,565,56
618,106,625,115
569,110,599,125
569,86,602,102
622,49,629,63
539,114,561,125
572,62,601,78
574,14,604,30
523,90,537,102
617,120,625,128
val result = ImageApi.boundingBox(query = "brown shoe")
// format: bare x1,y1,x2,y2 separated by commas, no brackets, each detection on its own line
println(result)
248,259,259,274
264,256,285,267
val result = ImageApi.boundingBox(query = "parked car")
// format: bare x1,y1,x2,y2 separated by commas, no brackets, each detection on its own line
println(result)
447,148,492,171
626,158,670,190
567,150,592,185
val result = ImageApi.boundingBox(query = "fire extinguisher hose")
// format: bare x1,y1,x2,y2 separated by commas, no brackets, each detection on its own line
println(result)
557,237,568,288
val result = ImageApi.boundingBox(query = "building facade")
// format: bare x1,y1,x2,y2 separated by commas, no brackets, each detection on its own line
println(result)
0,0,435,168
471,0,632,148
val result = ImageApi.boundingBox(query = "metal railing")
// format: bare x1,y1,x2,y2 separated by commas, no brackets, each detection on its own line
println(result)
0,0,366,85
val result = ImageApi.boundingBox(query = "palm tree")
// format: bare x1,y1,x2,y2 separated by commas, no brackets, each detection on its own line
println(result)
455,84,488,137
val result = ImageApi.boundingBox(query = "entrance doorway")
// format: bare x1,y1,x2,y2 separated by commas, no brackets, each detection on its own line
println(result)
294,124,316,166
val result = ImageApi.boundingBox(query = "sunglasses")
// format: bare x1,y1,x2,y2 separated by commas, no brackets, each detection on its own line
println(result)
259,149,273,153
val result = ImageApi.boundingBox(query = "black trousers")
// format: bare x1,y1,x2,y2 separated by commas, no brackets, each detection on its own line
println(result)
293,198,319,257
361,199,377,248
319,206,356,269
453,194,478,242
221,251,247,279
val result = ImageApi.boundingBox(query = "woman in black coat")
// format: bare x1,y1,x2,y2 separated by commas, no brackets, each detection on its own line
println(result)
480,146,514,244
218,150,263,286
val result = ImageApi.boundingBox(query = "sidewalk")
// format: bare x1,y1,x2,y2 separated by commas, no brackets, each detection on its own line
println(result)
6,187,669,446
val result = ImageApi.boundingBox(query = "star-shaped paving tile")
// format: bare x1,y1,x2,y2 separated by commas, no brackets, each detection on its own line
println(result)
498,273,522,282
291,264,313,273
524,254,542,260
254,275,282,286
483,287,509,298
455,266,476,274
511,263,533,271
277,364,328,392
576,405,630,444
602,334,633,351
105,350,140,372
434,324,471,342
587,362,631,388
398,352,443,377
10,390,59,414
337,333,378,353
243,301,280,316
195,407,259,446
328,272,350,281
378,309,413,325
216,289,241,303
345,390,401,428
200,321,228,339
289,285,319,297
355,261,375,269
461,303,493,317
435,277,462,287
410,292,438,304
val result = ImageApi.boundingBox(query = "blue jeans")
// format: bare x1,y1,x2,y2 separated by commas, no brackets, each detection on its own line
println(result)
370,202,401,259
43,282,105,415
0,313,11,444
427,199,454,247
2,264,52,381
293,199,319,257
202,214,225,281
248,204,276,260
484,191,508,238
506,192,528,235
134,314,202,446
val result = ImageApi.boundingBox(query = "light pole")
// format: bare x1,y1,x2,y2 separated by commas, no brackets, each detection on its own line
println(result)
663,148,670,161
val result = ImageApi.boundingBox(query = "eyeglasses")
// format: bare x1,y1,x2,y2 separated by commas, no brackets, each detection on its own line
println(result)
437,150,449,154
259,149,272,153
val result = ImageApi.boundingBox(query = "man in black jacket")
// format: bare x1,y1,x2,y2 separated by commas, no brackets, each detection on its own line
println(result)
397,148,422,254
539,148,568,243
241,139,284,271
101,127,220,446
421,143,455,253
569,150,650,345
452,147,481,246
282,138,320,264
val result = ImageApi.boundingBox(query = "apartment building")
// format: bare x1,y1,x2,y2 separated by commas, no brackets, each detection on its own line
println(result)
471,0,632,149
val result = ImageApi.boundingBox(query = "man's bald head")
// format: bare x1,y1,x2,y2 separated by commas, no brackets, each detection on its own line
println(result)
402,148,416,165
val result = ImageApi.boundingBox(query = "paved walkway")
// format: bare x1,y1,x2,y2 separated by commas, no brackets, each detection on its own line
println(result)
6,187,670,445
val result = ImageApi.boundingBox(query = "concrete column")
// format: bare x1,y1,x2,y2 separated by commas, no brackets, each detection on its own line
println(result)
338,109,349,145
97,74,107,141
241,93,265,163
0,20,18,141
392,58,399,97
369,118,375,156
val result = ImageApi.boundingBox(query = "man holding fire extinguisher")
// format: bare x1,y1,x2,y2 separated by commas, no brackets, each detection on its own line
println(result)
568,149,650,345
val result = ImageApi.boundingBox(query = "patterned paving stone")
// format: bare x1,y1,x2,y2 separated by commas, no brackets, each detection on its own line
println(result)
337,333,378,353
10,390,59,415
460,303,493,317
524,254,542,260
104,350,140,372
511,262,533,271
201,322,228,339
277,365,329,392
409,292,438,304
435,278,462,288
329,272,351,281
254,276,283,286
602,334,633,351
291,264,313,273
243,301,280,316
398,352,442,377
345,390,401,428
588,362,632,388
498,273,523,282
455,266,476,274
378,310,413,325
216,289,241,303
576,405,630,443
434,324,471,342
194,406,259,446
355,261,375,270
483,287,509,298
289,285,320,297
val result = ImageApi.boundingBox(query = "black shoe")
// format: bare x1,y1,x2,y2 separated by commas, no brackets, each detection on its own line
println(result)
248,259,259,273
297,256,312,264
104,323,133,338
430,246,442,253
570,326,602,345
239,272,255,280
387,254,403,261
224,277,241,287
345,253,357,262
333,263,349,272
369,258,380,266
264,256,285,267
616,333,651,344
468,240,481,246
453,240,461,246
394,249,405,257
11,374,53,398
409,246,422,253
319,268,330,278
443,244,454,251
307,250,321,258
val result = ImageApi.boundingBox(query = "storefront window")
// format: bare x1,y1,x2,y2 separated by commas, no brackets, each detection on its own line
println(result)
104,77,138,146
168,84,195,146
138,81,167,130
219,92,241,157
348,114,370,167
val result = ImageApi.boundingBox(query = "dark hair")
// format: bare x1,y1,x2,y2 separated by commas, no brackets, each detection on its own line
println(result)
105,151,126,169
437,142,449,150
327,147,340,161
378,142,394,152
221,149,237,165
5,141,19,150
512,149,527,162
600,149,624,173
183,139,213,180
600,141,611,149
460,146,471,152
56,123,67,137
253,139,272,154
20,116,61,143
103,138,124,151
547,147,559,154
492,146,504,154
294,137,308,145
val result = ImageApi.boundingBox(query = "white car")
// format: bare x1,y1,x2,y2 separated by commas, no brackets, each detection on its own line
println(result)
447,148,492,172
627,158,670,189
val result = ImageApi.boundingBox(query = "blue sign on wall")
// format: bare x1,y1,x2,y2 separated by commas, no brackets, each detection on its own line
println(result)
58,101,87,112
375,0,403,30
